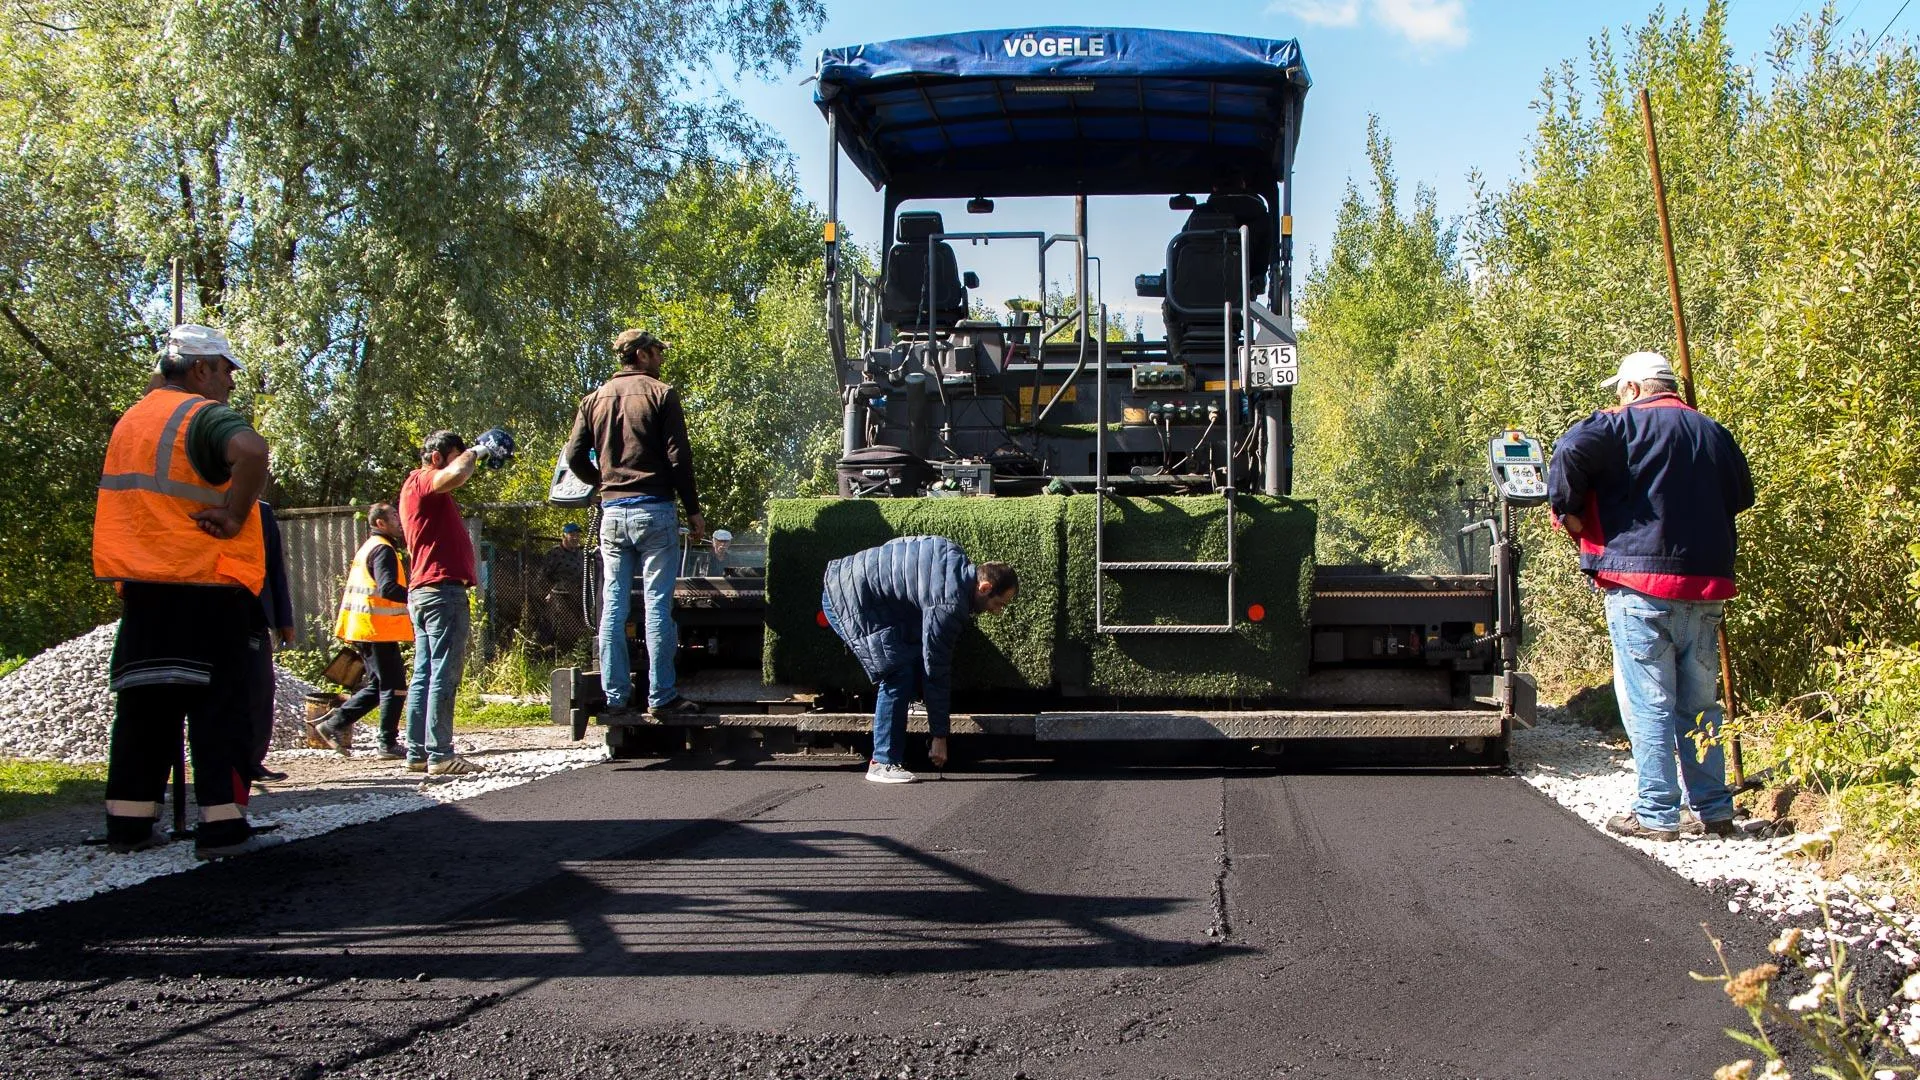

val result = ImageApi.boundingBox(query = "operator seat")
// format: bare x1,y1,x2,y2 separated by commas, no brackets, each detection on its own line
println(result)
1162,195,1272,356
881,211,968,336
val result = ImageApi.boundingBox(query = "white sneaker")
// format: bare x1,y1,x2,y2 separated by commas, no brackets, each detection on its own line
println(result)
866,762,917,784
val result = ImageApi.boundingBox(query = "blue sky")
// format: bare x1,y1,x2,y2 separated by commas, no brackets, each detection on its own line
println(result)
711,1,1906,329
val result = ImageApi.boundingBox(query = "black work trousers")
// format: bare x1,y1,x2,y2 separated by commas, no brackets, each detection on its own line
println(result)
105,582,258,820
106,682,248,815
243,630,276,769
336,641,406,744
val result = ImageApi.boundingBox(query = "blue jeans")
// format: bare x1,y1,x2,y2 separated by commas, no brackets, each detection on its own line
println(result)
599,501,679,709
823,588,928,766
872,663,923,766
406,584,469,763
1604,587,1733,830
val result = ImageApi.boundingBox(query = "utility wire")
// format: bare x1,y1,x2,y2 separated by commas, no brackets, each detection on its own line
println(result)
1869,0,1914,48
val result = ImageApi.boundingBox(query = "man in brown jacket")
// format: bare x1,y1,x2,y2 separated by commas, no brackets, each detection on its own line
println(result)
563,329,706,718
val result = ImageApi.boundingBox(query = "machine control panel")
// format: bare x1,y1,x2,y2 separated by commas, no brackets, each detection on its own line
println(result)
1488,430,1548,507
1130,363,1191,391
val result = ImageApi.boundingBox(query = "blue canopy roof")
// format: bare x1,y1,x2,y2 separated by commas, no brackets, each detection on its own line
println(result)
815,28,1310,200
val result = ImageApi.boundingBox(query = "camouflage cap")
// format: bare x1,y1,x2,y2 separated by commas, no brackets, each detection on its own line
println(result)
612,329,667,355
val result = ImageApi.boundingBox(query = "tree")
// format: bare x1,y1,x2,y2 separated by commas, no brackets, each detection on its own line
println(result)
1292,119,1474,570
0,0,826,656
1296,2,1920,700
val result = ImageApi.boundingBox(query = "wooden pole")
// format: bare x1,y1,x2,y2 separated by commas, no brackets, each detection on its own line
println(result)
1639,88,1746,787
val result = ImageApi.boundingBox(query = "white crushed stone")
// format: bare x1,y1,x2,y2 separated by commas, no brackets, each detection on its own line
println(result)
1514,711,1920,1050
0,622,320,763
0,745,605,915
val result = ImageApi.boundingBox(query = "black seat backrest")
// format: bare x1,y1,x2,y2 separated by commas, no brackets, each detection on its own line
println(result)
881,211,968,334
1198,194,1273,279
1161,197,1274,354
1164,211,1239,318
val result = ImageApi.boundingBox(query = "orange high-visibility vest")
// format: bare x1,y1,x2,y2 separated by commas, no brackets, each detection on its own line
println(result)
94,388,266,594
334,534,412,642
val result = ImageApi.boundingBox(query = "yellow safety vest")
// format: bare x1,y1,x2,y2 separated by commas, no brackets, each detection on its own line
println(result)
334,534,412,642
93,388,266,593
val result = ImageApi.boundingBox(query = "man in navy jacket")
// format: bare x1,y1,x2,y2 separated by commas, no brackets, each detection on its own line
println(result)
821,536,1018,784
1549,351,1755,842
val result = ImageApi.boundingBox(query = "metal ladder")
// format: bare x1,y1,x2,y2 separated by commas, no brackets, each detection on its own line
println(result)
1091,227,1250,634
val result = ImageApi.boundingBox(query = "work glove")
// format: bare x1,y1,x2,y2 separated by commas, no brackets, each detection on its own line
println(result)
473,427,516,469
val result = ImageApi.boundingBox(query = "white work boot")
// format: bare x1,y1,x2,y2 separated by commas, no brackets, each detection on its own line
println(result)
865,762,917,784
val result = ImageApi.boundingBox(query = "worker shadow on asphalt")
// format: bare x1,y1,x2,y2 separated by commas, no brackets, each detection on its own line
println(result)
0,809,1244,988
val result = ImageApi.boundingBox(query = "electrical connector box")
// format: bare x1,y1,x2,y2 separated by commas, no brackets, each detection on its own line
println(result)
1130,364,1190,392
932,462,994,496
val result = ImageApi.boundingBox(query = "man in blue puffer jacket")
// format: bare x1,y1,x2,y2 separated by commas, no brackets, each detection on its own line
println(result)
1549,351,1755,842
821,536,1018,784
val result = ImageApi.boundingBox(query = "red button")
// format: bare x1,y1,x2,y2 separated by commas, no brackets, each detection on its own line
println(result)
815,610,829,628
1246,603,1266,623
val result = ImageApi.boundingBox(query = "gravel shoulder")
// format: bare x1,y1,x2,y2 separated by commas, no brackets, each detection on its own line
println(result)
0,725,599,915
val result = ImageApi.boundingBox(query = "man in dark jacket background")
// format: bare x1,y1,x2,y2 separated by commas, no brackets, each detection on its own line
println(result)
821,536,1017,784
244,501,297,783
563,329,705,719
1548,351,1755,842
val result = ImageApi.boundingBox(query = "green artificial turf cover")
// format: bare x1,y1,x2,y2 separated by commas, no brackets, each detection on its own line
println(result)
763,493,1316,699
763,497,1066,692
1061,494,1316,697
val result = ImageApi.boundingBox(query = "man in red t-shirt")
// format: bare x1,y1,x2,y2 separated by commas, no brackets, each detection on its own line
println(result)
398,430,488,776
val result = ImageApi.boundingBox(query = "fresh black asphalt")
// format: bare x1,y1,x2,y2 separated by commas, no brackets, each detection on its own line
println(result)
0,755,1770,1078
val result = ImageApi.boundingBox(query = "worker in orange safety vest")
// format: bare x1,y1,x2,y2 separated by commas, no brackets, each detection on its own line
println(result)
94,323,269,859
313,502,413,759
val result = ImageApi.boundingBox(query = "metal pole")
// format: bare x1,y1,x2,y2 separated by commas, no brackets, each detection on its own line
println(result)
1640,88,1745,786
168,255,188,838
1074,195,1088,343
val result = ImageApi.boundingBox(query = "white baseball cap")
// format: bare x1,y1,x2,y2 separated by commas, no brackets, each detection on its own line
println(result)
1600,350,1673,388
712,529,733,542
165,324,241,370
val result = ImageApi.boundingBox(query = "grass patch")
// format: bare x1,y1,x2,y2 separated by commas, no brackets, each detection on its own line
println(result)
0,759,107,822
0,656,24,681
454,699,551,730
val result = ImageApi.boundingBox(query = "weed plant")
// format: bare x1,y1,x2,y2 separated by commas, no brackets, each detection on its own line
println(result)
1698,904,1919,1079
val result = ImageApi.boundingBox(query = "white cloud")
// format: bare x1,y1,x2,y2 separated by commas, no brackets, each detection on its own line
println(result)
1264,0,1362,27
1268,0,1470,50
1371,0,1469,49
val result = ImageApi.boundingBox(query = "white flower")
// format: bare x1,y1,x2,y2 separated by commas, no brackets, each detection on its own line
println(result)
1786,987,1822,1012
1760,1060,1790,1079
1900,971,1920,1000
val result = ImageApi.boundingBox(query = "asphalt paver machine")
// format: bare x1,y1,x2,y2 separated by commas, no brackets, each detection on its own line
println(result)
552,27,1542,762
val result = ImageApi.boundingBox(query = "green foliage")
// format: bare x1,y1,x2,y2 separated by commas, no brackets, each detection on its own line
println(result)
1295,2,1920,703
0,656,23,681
0,0,828,658
0,759,107,821
274,643,340,688
1293,118,1475,572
